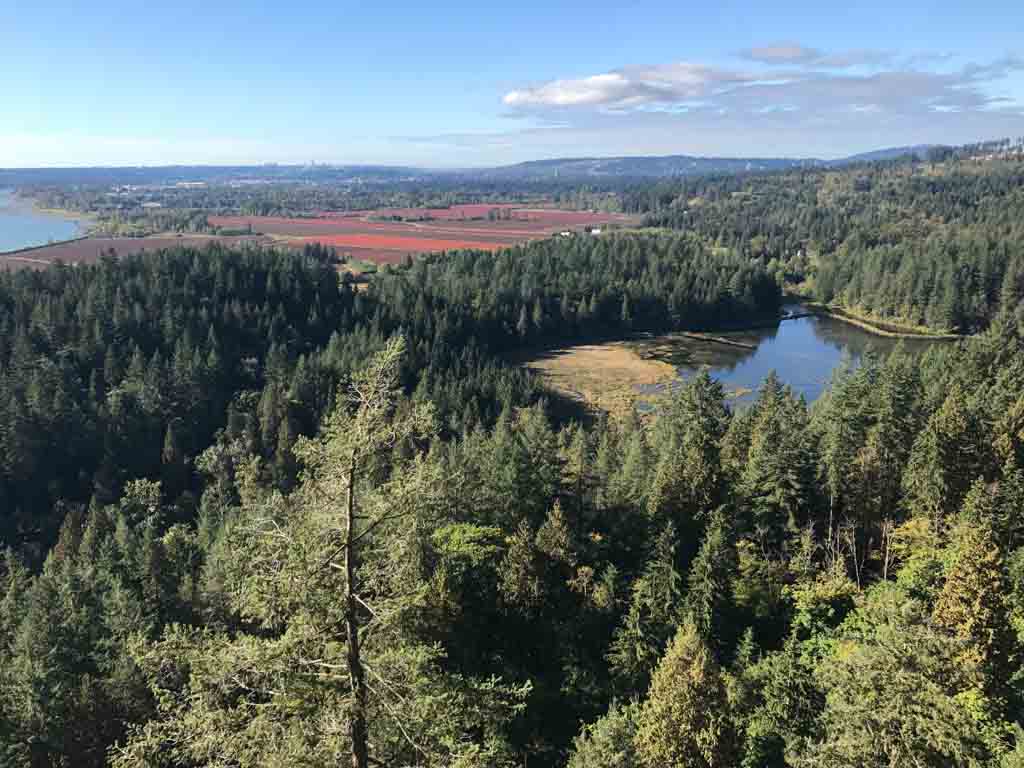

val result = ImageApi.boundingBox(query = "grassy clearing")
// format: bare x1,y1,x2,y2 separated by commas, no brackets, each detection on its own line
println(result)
522,341,679,417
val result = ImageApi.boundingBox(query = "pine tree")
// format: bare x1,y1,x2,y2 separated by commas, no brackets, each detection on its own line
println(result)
634,621,735,768
621,294,633,329
684,508,737,652
903,383,990,529
740,375,814,546
608,524,683,693
561,424,594,523
568,701,641,768
499,520,545,612
647,371,729,531
932,520,1015,687
815,363,871,540
160,420,188,497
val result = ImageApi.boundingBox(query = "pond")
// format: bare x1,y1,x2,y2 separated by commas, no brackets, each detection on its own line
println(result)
638,307,949,406
0,189,84,253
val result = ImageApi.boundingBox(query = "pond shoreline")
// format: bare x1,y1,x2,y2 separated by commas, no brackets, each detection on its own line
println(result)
693,301,967,341
801,303,965,340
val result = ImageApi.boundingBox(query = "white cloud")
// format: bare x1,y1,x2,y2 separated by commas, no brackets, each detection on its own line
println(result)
502,50,1024,117
741,43,824,65
740,43,894,69
504,63,757,110
505,73,641,108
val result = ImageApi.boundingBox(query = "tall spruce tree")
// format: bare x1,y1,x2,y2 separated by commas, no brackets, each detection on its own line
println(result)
633,621,735,768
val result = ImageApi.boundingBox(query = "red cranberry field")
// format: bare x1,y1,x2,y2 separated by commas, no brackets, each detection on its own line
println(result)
209,205,635,263
1,205,637,270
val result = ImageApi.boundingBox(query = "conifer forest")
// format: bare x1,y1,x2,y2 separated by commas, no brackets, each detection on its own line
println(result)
4,151,1024,768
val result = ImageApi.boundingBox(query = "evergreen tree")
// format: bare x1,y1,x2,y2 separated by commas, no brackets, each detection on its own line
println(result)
741,374,815,546
683,508,737,653
904,383,990,528
568,701,641,768
633,621,735,768
932,520,1016,690
608,525,683,693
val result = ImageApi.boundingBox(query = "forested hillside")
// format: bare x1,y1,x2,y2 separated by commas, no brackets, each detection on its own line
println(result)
628,155,1024,333
2,216,1024,767
0,233,779,552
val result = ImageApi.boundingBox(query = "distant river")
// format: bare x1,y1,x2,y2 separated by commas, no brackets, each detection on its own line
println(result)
640,306,950,406
0,189,84,253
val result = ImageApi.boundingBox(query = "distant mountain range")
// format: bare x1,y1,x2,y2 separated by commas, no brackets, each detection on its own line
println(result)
829,145,936,165
470,155,820,180
473,146,939,180
0,145,946,187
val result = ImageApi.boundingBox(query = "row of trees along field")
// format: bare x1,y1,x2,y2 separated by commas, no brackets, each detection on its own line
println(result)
625,155,1024,333
3,228,1024,766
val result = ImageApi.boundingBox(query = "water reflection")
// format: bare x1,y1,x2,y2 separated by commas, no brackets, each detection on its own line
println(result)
660,307,947,405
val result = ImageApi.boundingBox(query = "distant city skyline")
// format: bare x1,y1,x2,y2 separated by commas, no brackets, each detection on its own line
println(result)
3,0,1023,168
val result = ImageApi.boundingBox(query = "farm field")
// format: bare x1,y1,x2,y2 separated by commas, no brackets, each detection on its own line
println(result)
1,205,637,271
210,205,637,263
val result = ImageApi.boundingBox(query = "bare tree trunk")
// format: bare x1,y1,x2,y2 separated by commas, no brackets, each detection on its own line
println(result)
842,523,861,588
827,491,838,572
345,456,369,768
881,518,894,581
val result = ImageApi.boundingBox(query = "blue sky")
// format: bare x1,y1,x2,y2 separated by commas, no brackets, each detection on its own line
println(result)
2,0,1023,167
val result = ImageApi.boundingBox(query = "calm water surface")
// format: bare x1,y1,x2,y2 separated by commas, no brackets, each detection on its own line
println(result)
0,189,83,252
645,308,948,406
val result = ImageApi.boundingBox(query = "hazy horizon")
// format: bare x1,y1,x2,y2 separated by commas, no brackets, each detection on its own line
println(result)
0,141,973,172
